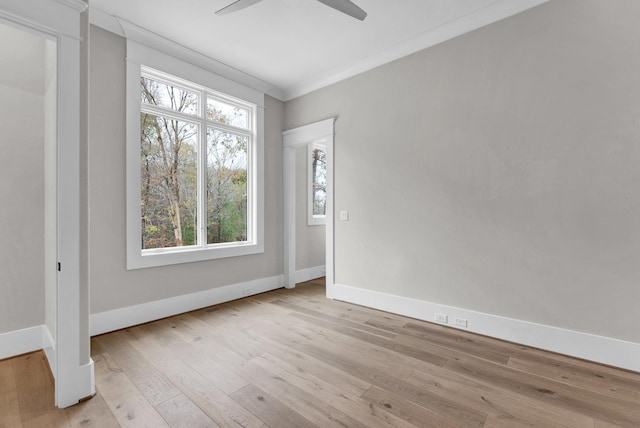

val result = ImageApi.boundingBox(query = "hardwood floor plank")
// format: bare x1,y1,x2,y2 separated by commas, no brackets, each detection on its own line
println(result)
180,311,377,398
508,345,640,384
398,324,510,365
0,358,23,428
154,394,219,428
403,319,640,386
65,392,120,428
13,352,58,426
286,311,449,367
274,288,411,333
93,353,170,428
179,322,375,427
265,345,372,397
481,415,588,428
362,385,471,428
228,357,370,428
250,317,416,380
264,328,487,427
4,278,639,427
158,314,259,367
230,383,320,428
444,355,640,427
406,366,594,428
400,319,546,363
593,420,628,428
252,352,418,428
507,355,640,403
124,323,263,428
21,410,71,428
93,332,182,406
134,317,249,395
270,299,398,339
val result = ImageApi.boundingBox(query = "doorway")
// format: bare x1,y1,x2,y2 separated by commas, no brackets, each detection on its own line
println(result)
0,19,58,374
282,118,335,297
0,0,93,406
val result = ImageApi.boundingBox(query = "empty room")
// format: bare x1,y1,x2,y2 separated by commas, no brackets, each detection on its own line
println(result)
1,0,639,426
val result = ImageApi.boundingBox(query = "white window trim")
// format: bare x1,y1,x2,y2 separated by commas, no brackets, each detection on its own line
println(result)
126,41,264,269
308,142,327,226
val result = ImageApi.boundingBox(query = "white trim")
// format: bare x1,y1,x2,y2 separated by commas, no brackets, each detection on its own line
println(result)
88,9,284,100
88,1,550,102
89,7,124,36
283,0,550,100
332,283,640,373
0,0,94,408
0,326,43,360
57,30,94,407
282,118,335,290
126,43,266,270
282,120,334,147
295,265,326,284
128,40,265,107
0,0,82,41
90,275,284,336
43,326,56,380
54,0,87,13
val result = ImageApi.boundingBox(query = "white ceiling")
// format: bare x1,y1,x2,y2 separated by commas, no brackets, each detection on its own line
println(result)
90,0,548,100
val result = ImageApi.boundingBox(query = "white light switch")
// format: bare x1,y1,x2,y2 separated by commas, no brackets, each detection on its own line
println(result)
339,210,349,221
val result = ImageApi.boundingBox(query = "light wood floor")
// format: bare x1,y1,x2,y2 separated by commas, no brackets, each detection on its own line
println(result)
2,278,640,427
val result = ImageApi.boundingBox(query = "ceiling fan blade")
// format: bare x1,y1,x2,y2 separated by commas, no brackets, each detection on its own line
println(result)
215,0,263,15
316,0,367,21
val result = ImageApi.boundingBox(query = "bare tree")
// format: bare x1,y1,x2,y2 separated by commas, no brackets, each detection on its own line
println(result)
140,78,197,248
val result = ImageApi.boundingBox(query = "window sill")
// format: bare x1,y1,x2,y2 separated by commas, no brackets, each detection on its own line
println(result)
127,241,264,270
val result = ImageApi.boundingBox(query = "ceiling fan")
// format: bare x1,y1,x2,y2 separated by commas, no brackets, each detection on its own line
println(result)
216,0,367,21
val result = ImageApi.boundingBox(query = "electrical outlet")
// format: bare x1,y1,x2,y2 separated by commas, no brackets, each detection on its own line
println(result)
339,210,349,221
435,313,448,324
454,318,468,328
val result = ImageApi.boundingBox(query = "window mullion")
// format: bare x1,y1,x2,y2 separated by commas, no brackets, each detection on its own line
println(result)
198,91,207,248
141,104,200,123
207,121,252,137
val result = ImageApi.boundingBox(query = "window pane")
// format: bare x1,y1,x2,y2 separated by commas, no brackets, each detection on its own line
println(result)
141,76,198,115
312,148,327,216
207,97,249,129
206,128,248,244
141,113,198,249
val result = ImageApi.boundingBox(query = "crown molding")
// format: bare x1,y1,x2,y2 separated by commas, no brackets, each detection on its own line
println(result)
55,0,88,13
89,7,285,100
283,0,550,100
89,0,550,103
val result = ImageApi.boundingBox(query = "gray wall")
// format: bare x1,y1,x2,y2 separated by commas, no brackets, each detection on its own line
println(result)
0,24,46,333
89,26,284,314
285,0,640,343
295,144,325,271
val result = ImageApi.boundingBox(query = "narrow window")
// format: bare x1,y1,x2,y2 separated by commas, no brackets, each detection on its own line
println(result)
308,143,327,225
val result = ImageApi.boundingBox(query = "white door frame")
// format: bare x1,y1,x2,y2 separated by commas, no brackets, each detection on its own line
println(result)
282,118,336,297
0,0,94,408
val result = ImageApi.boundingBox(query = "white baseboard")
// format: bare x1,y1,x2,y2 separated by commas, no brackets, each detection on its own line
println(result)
90,275,284,336
295,265,326,284
0,325,44,360
332,283,640,373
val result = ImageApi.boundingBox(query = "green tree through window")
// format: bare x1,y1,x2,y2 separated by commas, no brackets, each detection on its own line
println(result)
140,71,253,250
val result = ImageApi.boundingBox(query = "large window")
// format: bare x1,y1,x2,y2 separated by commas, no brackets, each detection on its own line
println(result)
127,58,264,269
